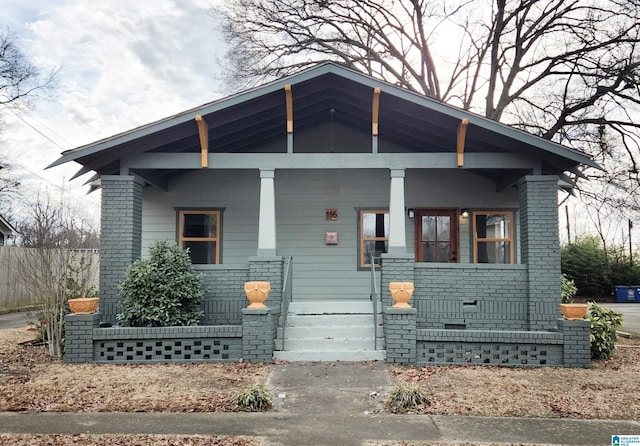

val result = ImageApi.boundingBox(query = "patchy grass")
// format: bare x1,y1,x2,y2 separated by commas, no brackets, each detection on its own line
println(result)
388,337,640,419
0,326,268,413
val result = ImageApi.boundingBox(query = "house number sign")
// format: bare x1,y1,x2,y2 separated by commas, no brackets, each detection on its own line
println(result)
325,208,338,221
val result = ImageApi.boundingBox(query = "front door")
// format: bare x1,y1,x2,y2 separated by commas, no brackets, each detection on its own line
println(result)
415,209,459,263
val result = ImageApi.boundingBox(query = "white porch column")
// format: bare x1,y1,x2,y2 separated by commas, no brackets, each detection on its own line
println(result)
388,168,407,254
257,168,277,257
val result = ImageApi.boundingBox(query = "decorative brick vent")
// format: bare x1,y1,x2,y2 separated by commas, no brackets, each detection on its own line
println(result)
417,342,562,366
94,338,241,363
89,325,243,364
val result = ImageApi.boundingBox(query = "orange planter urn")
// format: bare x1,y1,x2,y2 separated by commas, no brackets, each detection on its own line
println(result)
68,297,100,314
560,303,588,320
389,282,415,309
244,281,271,309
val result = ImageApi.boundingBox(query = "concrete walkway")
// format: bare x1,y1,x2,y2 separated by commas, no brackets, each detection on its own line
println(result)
1,361,639,445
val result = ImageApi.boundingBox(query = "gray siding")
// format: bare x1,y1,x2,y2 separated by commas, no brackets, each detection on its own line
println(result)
142,168,520,300
143,169,260,264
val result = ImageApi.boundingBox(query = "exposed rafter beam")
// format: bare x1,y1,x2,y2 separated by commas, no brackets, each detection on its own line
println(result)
284,84,293,153
372,87,381,136
130,170,169,191
195,115,209,168
284,84,293,133
568,166,588,180
559,172,577,189
457,118,468,167
496,171,531,193
82,172,101,186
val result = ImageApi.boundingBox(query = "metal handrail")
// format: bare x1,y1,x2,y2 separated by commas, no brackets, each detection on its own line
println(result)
370,258,380,350
280,256,293,350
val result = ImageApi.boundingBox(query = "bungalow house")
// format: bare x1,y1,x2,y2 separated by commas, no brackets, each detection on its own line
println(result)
0,214,17,246
53,63,596,366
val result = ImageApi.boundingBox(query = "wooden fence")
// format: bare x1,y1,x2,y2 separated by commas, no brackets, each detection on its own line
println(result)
0,246,100,310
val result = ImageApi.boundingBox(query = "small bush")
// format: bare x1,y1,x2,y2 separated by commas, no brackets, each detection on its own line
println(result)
118,240,203,327
232,384,272,412
384,383,429,413
561,274,577,304
587,302,623,360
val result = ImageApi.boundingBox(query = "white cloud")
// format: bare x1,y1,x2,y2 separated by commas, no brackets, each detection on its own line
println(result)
1,0,227,217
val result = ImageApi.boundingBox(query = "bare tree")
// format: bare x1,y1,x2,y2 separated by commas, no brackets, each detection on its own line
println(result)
215,0,640,218
0,28,56,203
0,28,54,109
214,0,445,97
16,193,99,357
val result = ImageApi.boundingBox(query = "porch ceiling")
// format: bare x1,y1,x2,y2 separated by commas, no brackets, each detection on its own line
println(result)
50,62,596,191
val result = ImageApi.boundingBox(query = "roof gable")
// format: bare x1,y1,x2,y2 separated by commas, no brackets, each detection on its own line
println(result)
48,62,597,184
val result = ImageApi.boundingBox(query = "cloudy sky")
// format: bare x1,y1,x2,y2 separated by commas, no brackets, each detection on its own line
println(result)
1,0,226,218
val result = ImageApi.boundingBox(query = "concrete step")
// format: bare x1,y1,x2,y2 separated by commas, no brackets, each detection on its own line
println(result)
273,349,386,362
284,337,375,351
288,300,374,315
285,324,373,338
285,314,374,327
276,300,385,361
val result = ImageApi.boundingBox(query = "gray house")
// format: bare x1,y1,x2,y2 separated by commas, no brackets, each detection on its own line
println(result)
0,215,17,246
53,63,596,366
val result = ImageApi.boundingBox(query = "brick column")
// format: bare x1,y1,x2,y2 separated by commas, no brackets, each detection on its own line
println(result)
64,313,100,363
380,254,415,308
249,257,284,307
557,318,591,368
383,307,417,364
99,175,144,324
242,308,277,363
519,175,560,331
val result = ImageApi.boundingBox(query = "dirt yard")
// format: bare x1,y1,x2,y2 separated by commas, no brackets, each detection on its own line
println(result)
388,338,640,419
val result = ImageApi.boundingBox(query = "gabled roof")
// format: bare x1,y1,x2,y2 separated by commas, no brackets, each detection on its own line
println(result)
48,62,597,188
0,214,17,237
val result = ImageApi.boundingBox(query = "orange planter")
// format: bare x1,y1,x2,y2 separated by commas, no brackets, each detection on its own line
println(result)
389,282,415,308
244,281,271,309
68,297,100,314
560,303,588,320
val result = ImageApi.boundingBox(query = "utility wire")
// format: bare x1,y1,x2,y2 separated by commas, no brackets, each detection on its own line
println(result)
5,107,70,150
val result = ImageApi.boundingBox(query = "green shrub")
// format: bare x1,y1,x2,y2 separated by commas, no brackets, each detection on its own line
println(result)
118,240,203,327
561,274,577,304
587,302,623,360
384,383,429,413
232,384,272,412
562,236,640,297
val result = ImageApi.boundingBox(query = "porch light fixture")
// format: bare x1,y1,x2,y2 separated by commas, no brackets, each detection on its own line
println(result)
407,208,415,219
461,209,470,218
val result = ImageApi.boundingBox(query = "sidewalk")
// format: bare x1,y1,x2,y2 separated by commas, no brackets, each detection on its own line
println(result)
1,361,638,445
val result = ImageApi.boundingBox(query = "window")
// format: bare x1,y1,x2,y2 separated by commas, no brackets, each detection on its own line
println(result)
360,210,389,268
473,211,514,264
178,210,220,264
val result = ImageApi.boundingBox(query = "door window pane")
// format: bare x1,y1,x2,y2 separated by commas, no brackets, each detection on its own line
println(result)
422,216,436,240
437,242,451,262
437,216,450,240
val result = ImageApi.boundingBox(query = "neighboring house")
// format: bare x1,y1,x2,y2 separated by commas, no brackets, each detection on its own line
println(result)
0,214,17,246
52,63,596,366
